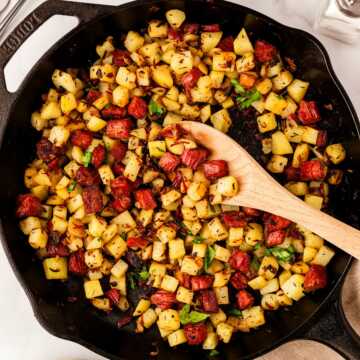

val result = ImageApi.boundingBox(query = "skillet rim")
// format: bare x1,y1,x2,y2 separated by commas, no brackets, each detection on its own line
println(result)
0,0,357,359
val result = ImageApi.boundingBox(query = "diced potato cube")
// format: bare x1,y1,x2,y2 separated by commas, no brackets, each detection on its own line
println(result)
166,9,186,29
87,116,107,132
287,79,309,103
133,299,151,316
265,92,288,115
281,274,305,301
170,51,193,75
276,290,293,306
180,255,203,275
201,31,223,53
259,256,279,280
227,227,244,247
52,69,76,93
148,140,166,158
214,245,231,262
272,131,293,155
116,67,136,89
216,176,238,197
152,241,167,262
208,217,228,240
105,235,127,259
261,293,280,310
192,243,207,258
161,275,179,293
43,257,68,280
325,143,346,164
234,28,254,55
257,112,277,133
279,270,292,287
260,278,279,295
213,52,236,72
213,270,231,287
210,109,232,133
216,322,233,343
248,276,268,290
303,247,317,263
110,274,126,295
111,259,128,278
311,245,335,266
292,143,310,168
148,19,168,38
187,182,207,202
304,194,323,209
272,70,293,91
153,65,174,88
124,31,144,52
48,125,70,146
176,286,194,304
98,165,115,186
203,332,219,350
158,309,180,332
301,126,319,145
210,309,227,327
285,182,308,196
20,216,41,235
242,306,265,328
161,189,181,207
142,308,158,328
168,329,187,347
88,216,107,237
244,223,263,246
84,279,103,299
29,228,48,249
169,239,186,261
267,155,288,173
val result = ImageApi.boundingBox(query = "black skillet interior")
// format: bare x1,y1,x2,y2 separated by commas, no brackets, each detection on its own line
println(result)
0,0,359,359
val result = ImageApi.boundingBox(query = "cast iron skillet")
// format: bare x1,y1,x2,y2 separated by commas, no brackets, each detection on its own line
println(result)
1,0,360,359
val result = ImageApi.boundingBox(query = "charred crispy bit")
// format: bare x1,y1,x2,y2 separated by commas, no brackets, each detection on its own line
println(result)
218,35,234,51
86,89,102,104
229,250,251,273
47,240,70,257
71,130,93,150
125,250,143,269
117,315,132,328
68,249,87,276
304,265,327,292
191,275,214,291
106,119,133,140
203,160,229,180
82,185,103,214
36,138,60,162
236,290,254,310
150,290,177,310
128,96,148,119
285,166,300,181
135,189,157,210
181,148,209,170
159,152,180,173
91,145,106,168
16,194,42,218
183,323,208,345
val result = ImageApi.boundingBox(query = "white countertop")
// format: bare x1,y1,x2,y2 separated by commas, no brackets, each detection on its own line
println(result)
0,1,359,359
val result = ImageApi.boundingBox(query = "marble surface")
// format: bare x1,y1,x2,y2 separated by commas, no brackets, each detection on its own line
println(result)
0,0,359,359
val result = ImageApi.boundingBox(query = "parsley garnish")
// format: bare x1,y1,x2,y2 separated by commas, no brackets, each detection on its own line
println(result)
138,266,150,281
67,180,77,193
231,79,245,94
265,246,295,263
254,243,262,251
250,257,260,271
204,245,216,272
209,350,220,357
228,308,242,317
192,236,204,244
149,99,165,116
127,273,137,289
231,79,261,109
179,304,210,325
83,150,92,167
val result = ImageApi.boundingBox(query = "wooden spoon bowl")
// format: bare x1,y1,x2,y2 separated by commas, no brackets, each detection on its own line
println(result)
182,121,360,260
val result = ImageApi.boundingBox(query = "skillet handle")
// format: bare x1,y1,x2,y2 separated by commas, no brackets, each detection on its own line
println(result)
300,283,360,359
0,0,117,131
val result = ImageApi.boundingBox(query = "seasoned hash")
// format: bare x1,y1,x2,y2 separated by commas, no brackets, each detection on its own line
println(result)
17,8,346,353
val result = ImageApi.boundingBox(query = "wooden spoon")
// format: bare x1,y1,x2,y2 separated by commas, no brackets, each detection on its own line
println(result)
182,121,360,260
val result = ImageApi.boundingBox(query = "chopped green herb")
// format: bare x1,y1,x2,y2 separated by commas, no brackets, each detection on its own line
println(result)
228,308,242,317
179,304,210,325
149,99,165,116
192,236,204,244
236,88,261,109
204,245,216,272
254,243,262,251
138,266,149,281
250,256,260,271
231,79,245,94
67,180,77,193
265,246,295,263
83,150,92,167
104,103,111,109
120,231,127,240
209,350,220,357
128,273,137,289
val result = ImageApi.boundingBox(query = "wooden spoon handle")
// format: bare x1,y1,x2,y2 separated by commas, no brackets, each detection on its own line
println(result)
225,171,360,260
